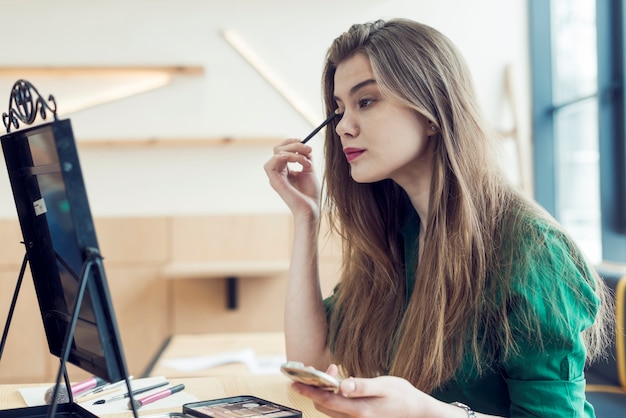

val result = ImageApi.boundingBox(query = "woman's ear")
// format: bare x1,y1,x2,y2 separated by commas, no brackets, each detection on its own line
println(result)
427,122,439,136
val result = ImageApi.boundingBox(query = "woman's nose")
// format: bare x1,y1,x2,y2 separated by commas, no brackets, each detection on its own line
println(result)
335,112,358,139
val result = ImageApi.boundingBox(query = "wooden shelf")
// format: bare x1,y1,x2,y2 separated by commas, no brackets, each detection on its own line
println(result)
163,260,290,310
163,260,290,280
0,66,205,115
0,66,204,77
76,137,281,148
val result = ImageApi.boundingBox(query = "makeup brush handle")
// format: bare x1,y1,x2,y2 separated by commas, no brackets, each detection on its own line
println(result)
138,384,185,407
71,376,106,395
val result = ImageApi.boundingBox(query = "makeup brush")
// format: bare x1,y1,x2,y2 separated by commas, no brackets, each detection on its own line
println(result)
93,380,169,405
127,384,185,410
301,111,339,144
43,376,107,404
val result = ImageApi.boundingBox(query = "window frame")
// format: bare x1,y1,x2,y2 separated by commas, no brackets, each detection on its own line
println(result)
530,0,626,263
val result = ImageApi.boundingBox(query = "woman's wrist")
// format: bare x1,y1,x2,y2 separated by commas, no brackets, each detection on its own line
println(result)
292,207,320,226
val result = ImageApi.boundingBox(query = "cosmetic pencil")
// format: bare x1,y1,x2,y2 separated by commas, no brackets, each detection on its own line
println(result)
301,111,339,144
93,380,169,405
127,383,185,410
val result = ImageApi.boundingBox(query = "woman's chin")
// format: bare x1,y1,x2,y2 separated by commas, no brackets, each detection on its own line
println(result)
350,173,380,184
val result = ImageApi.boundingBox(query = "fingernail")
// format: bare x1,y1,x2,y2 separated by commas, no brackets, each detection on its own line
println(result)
341,379,356,397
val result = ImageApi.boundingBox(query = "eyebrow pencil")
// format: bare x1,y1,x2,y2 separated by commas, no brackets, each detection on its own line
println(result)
301,111,339,144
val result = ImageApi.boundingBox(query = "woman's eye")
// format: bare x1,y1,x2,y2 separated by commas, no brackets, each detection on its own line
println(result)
358,98,374,108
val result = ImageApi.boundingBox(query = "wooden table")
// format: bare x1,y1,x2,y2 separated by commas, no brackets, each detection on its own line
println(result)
145,332,286,378
0,375,325,417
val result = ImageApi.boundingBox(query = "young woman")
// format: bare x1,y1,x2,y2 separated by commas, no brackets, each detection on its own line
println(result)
264,18,612,417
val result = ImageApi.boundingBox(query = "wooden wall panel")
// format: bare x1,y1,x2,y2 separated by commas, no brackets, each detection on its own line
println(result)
170,214,291,261
0,219,26,268
0,214,342,383
0,270,50,383
167,214,293,334
168,273,288,334
95,217,169,265
105,266,169,377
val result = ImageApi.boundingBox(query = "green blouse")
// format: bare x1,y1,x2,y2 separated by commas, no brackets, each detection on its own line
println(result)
324,210,600,417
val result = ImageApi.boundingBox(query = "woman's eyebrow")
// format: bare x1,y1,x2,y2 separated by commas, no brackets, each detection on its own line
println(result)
333,79,377,102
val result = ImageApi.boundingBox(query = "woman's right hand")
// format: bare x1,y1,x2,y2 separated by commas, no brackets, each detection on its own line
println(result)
266,139,330,368
264,138,321,218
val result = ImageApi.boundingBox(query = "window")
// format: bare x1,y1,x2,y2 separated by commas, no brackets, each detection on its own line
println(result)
530,0,626,263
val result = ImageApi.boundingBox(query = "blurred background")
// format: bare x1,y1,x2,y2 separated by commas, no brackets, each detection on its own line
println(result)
2,0,622,384
0,0,530,218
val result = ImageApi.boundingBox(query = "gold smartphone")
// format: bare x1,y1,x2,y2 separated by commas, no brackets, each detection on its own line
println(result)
280,361,340,392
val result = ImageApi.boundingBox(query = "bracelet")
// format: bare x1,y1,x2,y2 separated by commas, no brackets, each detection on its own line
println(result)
451,401,477,418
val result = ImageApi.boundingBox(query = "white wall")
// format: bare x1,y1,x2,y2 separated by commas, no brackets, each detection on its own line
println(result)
0,0,530,218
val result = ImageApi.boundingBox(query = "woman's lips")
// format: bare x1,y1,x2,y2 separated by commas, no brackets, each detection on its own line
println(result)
343,147,365,162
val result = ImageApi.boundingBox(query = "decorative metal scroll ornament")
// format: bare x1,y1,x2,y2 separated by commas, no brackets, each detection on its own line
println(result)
2,79,58,133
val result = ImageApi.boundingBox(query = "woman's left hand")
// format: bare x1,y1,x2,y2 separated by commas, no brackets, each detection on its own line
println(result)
292,366,439,418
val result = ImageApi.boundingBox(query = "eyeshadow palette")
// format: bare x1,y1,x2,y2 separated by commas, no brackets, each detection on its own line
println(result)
183,396,301,418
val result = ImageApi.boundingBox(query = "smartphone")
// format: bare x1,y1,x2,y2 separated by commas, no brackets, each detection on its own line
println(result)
183,396,302,418
280,361,340,392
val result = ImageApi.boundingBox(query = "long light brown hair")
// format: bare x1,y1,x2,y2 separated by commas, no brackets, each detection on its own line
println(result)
320,19,612,393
